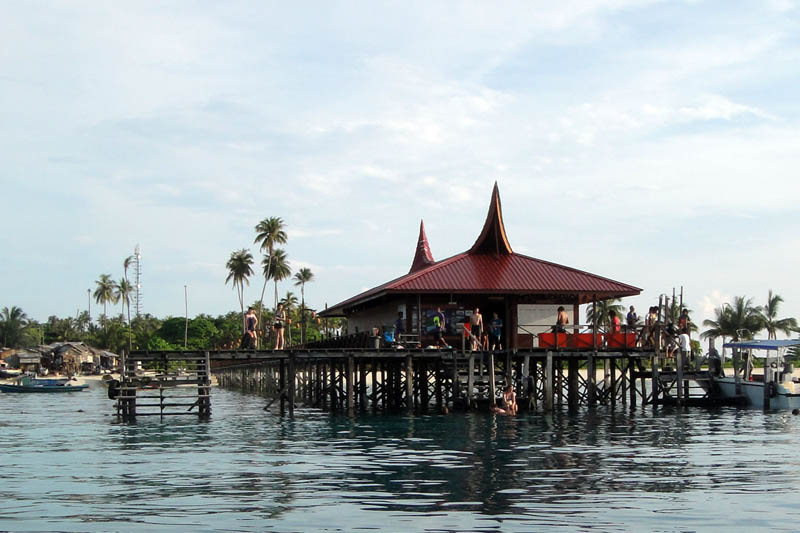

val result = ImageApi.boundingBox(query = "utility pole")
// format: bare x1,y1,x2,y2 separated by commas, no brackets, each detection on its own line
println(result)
87,288,91,323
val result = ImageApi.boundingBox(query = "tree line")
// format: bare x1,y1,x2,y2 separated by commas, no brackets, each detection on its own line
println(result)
586,290,797,342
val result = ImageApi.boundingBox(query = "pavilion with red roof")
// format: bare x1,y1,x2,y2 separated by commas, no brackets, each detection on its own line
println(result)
322,184,640,349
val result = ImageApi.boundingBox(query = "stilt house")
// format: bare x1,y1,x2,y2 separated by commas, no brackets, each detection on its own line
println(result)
321,184,640,349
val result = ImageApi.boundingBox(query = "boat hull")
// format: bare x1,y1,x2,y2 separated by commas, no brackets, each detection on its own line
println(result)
715,377,800,409
0,384,88,393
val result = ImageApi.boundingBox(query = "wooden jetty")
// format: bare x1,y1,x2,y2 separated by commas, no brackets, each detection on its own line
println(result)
113,324,736,420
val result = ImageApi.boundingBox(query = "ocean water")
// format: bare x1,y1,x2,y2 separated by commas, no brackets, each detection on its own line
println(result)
3,381,800,532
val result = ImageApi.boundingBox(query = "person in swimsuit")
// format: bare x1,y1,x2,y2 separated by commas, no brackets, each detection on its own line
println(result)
273,303,287,350
469,308,483,351
245,307,258,348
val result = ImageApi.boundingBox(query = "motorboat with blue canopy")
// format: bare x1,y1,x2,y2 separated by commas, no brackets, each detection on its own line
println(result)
713,339,800,409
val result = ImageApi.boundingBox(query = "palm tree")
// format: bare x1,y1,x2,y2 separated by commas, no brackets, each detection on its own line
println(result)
293,267,314,344
701,296,763,342
116,278,134,351
585,298,624,330
225,249,255,333
267,248,291,310
254,217,287,317
0,306,29,347
94,274,118,331
759,290,797,340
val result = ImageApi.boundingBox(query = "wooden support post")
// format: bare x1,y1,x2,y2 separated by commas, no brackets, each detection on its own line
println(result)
420,360,429,410
650,354,660,405
347,355,355,415
587,353,596,407
315,361,322,406
406,354,414,411
568,357,578,411
489,351,497,409
330,359,338,411
505,352,513,389
359,359,367,411
279,358,286,415
371,358,378,411
629,357,637,407
288,354,296,418
556,359,564,406
620,357,628,406
452,352,459,407
467,354,475,409
544,352,554,411
610,358,617,407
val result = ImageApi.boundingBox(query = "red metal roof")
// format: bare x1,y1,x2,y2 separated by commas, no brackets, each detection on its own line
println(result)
323,183,641,315
326,252,640,313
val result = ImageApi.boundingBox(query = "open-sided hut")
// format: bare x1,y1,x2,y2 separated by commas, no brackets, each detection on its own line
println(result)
321,184,640,349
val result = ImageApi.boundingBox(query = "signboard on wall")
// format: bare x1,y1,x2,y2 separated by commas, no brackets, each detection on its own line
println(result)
517,304,568,335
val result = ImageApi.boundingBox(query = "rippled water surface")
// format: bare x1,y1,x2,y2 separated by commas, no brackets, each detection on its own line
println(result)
3,381,800,532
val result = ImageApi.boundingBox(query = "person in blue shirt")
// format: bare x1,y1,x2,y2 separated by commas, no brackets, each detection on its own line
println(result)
489,312,503,350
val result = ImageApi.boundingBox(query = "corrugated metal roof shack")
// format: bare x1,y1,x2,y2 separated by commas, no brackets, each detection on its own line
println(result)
320,183,641,349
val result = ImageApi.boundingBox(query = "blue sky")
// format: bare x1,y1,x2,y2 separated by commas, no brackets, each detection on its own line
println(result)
2,1,799,338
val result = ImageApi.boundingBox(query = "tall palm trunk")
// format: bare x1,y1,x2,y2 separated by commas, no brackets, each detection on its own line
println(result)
238,281,246,333
300,283,305,344
258,250,273,342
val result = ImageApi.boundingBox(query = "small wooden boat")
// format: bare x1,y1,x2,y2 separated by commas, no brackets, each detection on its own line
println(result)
0,374,88,393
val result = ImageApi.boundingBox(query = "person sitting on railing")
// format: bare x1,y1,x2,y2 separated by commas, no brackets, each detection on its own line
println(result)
608,310,621,334
554,306,569,333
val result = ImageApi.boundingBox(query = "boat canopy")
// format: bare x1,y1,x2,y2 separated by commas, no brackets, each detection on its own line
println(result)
723,339,800,351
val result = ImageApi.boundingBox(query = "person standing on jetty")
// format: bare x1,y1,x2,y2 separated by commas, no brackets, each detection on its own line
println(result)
433,306,449,349
274,303,287,350
490,312,503,350
245,307,258,348
678,309,691,337
626,306,638,330
394,311,405,339
469,308,483,351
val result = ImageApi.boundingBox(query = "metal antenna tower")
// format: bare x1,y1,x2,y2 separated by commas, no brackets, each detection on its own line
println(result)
133,244,142,317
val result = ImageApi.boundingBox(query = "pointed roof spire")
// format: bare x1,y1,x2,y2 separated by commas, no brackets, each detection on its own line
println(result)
409,220,435,273
469,182,513,255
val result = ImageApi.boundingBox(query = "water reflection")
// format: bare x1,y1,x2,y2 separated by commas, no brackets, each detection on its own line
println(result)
3,384,800,531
